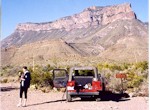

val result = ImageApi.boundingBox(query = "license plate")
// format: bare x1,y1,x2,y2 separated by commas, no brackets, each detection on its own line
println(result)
67,86,74,90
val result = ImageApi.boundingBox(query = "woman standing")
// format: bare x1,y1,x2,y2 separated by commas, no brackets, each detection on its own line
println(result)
17,66,31,107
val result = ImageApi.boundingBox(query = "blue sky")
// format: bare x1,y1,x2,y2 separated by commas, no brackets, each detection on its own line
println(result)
1,0,149,40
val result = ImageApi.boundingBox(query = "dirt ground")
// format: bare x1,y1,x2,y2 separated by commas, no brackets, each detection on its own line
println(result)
0,83,149,110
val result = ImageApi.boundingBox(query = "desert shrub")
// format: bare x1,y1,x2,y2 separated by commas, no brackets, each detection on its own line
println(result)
30,65,53,88
30,72,41,85
127,71,144,88
42,64,54,72
105,73,111,79
97,61,148,92
142,69,148,79
97,63,123,72
41,72,53,86
125,61,148,89
40,86,53,93
37,55,44,60
1,78,8,83
108,63,122,71
120,63,130,70
1,65,21,77
134,61,148,71
97,63,103,71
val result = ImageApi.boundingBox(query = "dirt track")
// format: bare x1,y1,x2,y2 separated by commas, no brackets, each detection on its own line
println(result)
0,83,148,110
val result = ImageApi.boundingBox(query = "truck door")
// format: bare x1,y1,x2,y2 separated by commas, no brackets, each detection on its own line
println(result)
53,69,68,88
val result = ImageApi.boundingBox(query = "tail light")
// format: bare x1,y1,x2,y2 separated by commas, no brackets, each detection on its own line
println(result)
92,81,102,90
67,81,75,87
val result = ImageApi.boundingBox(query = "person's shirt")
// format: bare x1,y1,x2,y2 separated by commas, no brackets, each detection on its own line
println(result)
21,75,25,87
24,70,31,88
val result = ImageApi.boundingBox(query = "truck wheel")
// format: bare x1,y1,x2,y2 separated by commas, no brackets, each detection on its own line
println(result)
66,91,72,102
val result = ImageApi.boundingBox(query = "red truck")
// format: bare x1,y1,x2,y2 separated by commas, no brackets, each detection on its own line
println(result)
53,66,106,102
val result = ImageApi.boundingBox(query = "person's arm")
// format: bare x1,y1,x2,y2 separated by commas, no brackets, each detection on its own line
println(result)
24,72,31,81
21,75,25,81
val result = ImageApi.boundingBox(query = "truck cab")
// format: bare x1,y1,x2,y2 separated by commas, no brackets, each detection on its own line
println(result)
53,66,105,102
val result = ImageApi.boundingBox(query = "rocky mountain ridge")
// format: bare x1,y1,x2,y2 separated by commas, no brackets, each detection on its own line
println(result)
1,3,148,66
16,3,135,32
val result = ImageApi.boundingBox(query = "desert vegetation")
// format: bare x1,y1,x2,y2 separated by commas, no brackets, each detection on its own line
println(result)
96,61,148,96
0,61,148,95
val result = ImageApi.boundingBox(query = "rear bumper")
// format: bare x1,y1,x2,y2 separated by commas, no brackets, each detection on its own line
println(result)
68,92,99,96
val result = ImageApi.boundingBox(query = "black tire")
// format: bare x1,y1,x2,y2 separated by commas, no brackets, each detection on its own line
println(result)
81,97,88,101
66,91,72,102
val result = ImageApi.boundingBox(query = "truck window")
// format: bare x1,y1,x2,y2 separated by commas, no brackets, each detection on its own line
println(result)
74,70,94,76
54,70,67,78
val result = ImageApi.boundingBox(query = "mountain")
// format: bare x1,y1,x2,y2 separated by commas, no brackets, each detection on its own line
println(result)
1,3,148,66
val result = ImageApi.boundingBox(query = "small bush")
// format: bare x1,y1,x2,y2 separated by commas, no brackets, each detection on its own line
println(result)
30,65,53,88
1,78,8,83
40,87,52,93
127,71,144,88
134,61,148,71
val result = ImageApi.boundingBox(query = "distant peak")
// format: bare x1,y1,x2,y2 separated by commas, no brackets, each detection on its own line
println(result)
16,3,136,32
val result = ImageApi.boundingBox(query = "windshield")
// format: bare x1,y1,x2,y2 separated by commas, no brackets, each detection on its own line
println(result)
73,70,94,76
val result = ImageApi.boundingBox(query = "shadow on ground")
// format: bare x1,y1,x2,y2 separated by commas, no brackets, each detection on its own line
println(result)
100,91,130,102
27,91,130,107
74,91,130,102
27,99,66,107
0,86,19,92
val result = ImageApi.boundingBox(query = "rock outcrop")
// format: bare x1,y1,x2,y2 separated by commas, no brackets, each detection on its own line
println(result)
16,3,136,32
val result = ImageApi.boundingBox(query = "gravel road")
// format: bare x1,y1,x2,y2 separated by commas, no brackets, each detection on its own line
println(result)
0,83,148,110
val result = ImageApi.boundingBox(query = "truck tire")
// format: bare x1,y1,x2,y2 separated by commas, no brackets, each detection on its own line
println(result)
66,91,72,102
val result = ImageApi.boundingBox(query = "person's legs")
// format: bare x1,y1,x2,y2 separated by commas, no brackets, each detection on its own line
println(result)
20,87,24,98
17,87,23,107
22,87,28,107
17,98,22,107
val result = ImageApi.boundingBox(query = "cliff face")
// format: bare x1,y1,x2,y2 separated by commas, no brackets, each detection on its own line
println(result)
16,3,136,32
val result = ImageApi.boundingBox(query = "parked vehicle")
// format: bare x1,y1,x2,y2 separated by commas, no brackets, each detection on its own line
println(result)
53,66,106,102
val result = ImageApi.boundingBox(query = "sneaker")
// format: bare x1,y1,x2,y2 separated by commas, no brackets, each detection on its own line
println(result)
22,104,26,107
17,103,21,107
